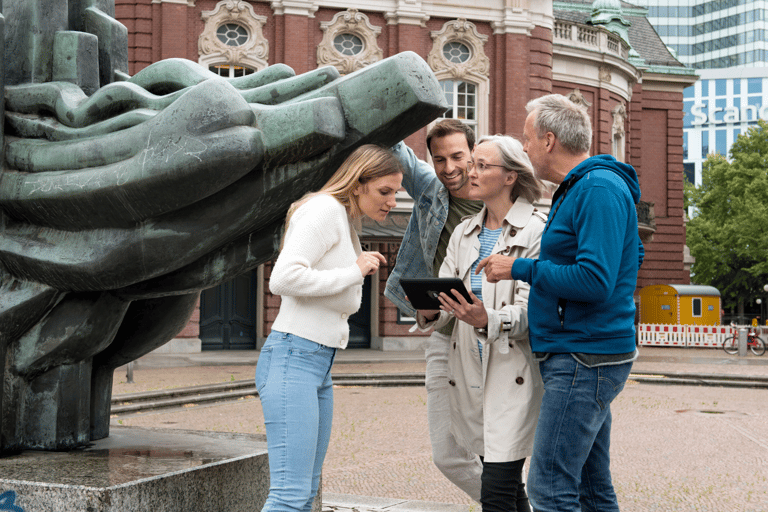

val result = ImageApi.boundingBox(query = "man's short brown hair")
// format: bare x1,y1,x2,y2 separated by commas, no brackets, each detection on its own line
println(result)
426,119,475,156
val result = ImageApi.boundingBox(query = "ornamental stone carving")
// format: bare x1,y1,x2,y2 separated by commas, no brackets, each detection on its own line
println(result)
599,65,612,83
199,0,269,71
428,19,490,80
317,9,383,75
612,102,627,138
568,89,592,109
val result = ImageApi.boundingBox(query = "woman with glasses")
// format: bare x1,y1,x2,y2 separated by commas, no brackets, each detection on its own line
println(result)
256,145,402,512
414,135,546,512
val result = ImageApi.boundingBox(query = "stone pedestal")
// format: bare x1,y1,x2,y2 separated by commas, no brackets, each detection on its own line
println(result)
0,426,320,511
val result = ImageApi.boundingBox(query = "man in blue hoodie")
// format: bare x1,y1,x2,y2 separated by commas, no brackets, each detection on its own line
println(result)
478,94,643,512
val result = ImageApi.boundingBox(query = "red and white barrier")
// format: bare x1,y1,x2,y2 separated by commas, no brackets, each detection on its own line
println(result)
637,324,734,348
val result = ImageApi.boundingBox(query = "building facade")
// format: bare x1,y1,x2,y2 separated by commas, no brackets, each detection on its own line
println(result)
114,0,696,350
637,0,768,69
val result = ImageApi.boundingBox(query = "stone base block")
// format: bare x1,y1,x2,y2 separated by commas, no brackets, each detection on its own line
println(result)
0,426,321,512
371,336,427,351
150,337,202,353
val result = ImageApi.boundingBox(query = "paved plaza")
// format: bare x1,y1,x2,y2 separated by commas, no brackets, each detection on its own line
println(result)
112,347,768,512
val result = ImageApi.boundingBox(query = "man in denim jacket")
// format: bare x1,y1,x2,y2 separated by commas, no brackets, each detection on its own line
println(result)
385,120,483,501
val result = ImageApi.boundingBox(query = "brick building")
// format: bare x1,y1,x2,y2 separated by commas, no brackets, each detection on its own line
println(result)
114,0,697,351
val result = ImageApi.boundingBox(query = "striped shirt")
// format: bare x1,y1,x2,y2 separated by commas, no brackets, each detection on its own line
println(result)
470,223,503,360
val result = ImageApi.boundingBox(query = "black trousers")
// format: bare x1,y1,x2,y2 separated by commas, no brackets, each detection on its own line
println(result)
480,457,530,512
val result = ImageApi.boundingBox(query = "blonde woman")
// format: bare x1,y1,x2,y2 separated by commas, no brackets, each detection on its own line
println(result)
416,135,545,512
256,145,403,512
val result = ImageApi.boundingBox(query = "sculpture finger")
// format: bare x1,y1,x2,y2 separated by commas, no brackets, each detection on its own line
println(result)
7,108,156,141
5,80,179,129
114,219,283,300
240,66,340,105
253,96,345,167
11,292,130,379
6,78,256,172
283,51,447,146
1,126,265,229
0,269,64,345
127,57,295,94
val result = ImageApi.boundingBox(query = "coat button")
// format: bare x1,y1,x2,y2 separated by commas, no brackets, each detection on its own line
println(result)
453,342,457,349
509,342,514,348
449,379,456,386
510,229,517,236
516,377,524,385
501,301,507,307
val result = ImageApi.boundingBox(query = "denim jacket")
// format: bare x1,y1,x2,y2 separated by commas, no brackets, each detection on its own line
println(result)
384,142,450,318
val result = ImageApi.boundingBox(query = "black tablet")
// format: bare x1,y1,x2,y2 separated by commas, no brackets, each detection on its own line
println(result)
400,277,473,310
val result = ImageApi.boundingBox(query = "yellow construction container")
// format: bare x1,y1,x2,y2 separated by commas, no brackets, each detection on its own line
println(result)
638,284,721,325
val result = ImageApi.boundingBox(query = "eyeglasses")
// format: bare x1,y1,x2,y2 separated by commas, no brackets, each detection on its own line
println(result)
468,160,507,172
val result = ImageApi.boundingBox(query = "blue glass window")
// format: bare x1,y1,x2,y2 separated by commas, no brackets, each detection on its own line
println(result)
748,78,762,94
683,132,688,160
684,100,694,128
734,79,741,95
715,98,726,122
684,85,694,99
716,79,727,96
716,129,727,156
701,80,709,97
702,131,709,158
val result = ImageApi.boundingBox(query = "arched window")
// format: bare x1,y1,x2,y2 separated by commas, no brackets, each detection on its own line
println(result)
428,19,490,137
199,1,269,72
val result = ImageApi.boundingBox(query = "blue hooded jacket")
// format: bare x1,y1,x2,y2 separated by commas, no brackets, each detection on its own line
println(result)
512,155,644,354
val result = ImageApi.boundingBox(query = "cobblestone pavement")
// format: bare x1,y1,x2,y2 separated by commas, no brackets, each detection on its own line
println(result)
113,347,768,512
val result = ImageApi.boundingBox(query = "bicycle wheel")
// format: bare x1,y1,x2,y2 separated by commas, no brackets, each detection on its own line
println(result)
750,336,766,356
723,335,739,355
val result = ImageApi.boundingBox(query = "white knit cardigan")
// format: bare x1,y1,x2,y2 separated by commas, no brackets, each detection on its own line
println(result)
269,194,364,348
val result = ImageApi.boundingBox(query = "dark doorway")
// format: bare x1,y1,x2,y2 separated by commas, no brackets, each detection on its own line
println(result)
200,272,257,350
348,275,372,349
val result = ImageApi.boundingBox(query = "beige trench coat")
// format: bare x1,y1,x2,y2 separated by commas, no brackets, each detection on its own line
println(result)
418,197,545,462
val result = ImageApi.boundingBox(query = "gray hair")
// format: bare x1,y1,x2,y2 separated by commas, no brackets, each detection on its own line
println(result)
526,94,592,154
477,135,543,204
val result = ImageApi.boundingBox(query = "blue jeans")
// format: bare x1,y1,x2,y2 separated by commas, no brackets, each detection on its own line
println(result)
255,331,337,512
527,354,632,512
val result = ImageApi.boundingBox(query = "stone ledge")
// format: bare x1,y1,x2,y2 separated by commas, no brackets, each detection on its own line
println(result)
0,426,320,512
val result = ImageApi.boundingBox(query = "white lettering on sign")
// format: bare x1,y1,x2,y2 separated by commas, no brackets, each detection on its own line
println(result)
691,102,768,125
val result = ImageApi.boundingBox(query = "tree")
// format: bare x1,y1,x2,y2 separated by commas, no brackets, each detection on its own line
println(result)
687,119,768,313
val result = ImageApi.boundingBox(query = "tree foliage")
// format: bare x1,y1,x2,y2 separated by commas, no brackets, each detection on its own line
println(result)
687,119,768,309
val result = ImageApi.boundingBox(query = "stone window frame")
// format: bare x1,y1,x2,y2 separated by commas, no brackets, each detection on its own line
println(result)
427,19,491,137
198,0,269,72
317,9,383,75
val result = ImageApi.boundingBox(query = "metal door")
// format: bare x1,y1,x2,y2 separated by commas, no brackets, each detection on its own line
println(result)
200,272,257,350
347,275,371,349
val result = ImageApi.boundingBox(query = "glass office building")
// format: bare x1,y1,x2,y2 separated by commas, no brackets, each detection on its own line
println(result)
682,67,768,185
637,0,768,69
634,2,768,184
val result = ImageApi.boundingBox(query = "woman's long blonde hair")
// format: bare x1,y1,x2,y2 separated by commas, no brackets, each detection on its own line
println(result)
282,144,403,242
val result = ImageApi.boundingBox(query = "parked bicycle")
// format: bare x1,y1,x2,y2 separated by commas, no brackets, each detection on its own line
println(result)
723,324,766,356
